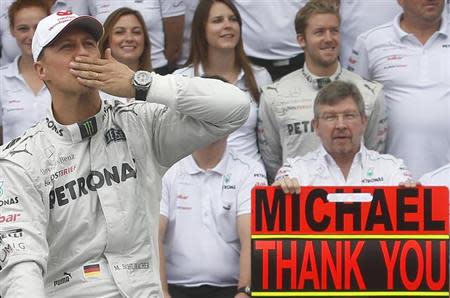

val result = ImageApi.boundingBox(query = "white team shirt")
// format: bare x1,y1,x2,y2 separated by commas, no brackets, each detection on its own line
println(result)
88,0,185,68
0,55,51,143
276,144,412,186
160,147,267,286
348,13,450,179
420,163,450,217
340,0,402,67
232,0,305,60
174,64,272,161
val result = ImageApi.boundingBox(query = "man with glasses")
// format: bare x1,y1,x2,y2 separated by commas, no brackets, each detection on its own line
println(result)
273,81,412,193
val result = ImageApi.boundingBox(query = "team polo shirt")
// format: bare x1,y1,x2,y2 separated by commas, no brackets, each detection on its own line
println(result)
275,144,412,186
0,55,51,143
174,64,272,161
420,163,450,217
340,1,401,66
348,13,450,179
160,148,267,286
232,0,305,60
89,0,185,68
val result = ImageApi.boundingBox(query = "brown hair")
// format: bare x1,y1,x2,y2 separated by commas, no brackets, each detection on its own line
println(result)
98,7,152,71
8,0,50,29
294,0,339,35
187,0,260,102
313,81,366,119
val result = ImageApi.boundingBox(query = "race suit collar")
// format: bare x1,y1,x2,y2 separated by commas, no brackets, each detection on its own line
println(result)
302,62,342,90
46,100,106,144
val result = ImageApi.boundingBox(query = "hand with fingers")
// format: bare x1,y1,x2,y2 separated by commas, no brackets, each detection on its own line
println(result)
69,48,136,98
272,177,301,194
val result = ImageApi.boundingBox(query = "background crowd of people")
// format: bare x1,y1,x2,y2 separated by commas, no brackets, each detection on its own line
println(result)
0,0,450,298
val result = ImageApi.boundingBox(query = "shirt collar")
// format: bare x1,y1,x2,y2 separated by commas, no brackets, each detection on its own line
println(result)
318,142,367,169
302,62,342,89
45,99,106,144
183,146,230,175
195,63,245,85
393,12,448,40
3,55,22,79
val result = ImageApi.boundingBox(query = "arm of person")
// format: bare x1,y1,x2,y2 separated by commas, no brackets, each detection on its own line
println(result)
162,15,184,69
257,90,283,183
235,214,251,298
364,87,387,153
388,158,414,186
272,159,302,194
158,215,171,298
0,161,48,298
346,34,371,78
234,161,268,297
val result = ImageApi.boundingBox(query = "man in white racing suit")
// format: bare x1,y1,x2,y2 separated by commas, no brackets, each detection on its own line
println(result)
257,0,387,182
0,11,250,298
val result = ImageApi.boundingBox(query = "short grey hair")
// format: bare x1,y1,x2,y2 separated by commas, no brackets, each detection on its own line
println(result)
313,81,366,119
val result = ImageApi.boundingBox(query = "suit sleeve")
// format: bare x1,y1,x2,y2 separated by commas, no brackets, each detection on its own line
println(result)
364,87,387,153
141,73,250,167
0,160,48,298
257,89,283,183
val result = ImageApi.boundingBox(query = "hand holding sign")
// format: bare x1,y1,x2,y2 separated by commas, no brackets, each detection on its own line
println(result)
272,177,301,194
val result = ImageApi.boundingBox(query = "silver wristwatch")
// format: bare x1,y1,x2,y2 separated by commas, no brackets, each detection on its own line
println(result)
132,70,153,101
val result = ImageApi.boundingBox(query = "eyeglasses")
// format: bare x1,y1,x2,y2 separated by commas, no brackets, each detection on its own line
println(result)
319,112,360,123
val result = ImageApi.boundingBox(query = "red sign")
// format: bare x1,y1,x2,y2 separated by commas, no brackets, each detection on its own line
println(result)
251,186,449,297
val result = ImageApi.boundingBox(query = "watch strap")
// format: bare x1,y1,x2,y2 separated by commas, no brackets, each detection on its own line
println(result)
135,87,149,101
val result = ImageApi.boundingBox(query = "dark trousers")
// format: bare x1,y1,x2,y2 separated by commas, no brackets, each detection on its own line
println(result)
168,284,237,298
249,52,305,82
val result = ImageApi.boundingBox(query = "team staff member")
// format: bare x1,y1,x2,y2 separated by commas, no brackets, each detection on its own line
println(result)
274,81,412,193
159,136,267,298
347,0,450,179
88,0,185,74
0,11,249,298
0,0,51,145
257,0,387,182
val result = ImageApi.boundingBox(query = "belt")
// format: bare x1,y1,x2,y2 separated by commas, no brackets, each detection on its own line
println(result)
249,53,304,68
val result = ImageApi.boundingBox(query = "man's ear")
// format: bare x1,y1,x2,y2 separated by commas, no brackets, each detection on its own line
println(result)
297,33,306,48
34,61,46,80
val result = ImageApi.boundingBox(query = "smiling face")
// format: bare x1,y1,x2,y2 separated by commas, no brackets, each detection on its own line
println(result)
11,6,48,57
108,14,145,68
205,1,240,51
298,13,340,72
313,96,367,160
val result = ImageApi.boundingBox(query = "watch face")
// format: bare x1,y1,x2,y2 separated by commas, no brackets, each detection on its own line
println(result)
135,71,151,86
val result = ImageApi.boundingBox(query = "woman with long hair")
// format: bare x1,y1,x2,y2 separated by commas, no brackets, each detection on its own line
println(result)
98,7,152,102
175,0,272,161
0,0,51,144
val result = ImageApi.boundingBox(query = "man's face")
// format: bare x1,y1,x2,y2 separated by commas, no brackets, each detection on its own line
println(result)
34,27,100,95
398,0,444,24
313,96,367,160
297,13,340,71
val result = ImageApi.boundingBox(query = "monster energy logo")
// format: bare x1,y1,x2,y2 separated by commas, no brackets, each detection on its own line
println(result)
78,117,98,139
